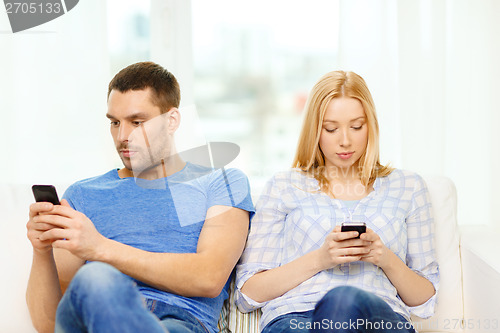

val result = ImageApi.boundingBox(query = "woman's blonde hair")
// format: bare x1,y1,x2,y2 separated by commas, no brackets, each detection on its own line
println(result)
292,70,393,192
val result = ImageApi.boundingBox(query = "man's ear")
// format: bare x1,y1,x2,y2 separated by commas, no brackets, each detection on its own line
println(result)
167,107,181,133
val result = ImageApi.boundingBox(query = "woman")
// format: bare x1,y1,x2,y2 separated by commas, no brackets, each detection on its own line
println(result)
235,71,439,332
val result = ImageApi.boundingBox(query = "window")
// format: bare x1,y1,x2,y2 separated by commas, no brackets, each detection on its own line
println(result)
192,0,340,183
106,0,151,75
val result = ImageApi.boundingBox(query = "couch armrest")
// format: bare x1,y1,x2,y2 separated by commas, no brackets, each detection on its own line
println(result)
460,225,500,332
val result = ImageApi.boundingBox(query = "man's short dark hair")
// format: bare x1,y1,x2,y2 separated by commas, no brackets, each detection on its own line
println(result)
108,61,180,113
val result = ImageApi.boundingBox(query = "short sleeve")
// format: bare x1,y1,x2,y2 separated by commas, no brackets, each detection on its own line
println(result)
206,168,255,218
62,183,84,213
406,175,440,318
235,174,288,312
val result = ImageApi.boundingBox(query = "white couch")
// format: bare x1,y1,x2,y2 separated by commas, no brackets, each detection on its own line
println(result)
2,177,499,332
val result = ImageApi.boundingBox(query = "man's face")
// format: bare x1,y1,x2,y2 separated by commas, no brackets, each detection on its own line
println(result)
107,88,173,178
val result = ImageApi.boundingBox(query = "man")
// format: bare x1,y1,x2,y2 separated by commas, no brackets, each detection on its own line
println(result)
26,62,254,333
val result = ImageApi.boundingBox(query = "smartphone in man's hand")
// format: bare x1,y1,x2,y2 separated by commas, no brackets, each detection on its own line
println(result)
32,185,60,205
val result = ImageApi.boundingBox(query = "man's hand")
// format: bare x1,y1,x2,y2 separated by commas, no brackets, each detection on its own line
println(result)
359,228,391,269
316,225,371,271
34,199,107,261
27,202,60,254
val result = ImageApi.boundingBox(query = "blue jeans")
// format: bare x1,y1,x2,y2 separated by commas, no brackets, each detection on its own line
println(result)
263,286,416,332
55,262,208,333
262,310,313,333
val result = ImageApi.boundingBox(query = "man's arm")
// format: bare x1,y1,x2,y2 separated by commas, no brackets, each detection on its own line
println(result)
37,201,250,298
26,203,85,333
26,249,61,333
98,205,250,297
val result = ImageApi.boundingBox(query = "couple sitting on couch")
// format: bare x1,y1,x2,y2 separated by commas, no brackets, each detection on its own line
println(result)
26,62,439,333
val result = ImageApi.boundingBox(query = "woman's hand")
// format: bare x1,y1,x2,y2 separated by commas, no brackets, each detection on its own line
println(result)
316,225,371,271
359,228,391,269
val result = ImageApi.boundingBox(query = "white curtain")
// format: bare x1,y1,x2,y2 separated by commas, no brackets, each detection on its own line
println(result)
150,0,208,154
0,0,112,185
337,0,500,227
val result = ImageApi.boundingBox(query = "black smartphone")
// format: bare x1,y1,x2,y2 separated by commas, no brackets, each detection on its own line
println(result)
341,222,366,238
32,185,60,205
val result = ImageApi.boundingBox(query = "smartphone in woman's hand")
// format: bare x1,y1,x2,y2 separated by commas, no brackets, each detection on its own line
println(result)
341,222,366,238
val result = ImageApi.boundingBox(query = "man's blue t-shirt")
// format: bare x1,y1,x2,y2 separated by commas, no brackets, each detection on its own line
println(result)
62,162,255,333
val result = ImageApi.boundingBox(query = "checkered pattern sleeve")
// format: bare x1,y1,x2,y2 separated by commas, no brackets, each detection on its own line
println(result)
235,174,287,312
405,174,440,318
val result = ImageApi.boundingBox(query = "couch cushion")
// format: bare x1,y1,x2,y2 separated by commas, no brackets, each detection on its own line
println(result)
411,176,463,332
225,278,261,332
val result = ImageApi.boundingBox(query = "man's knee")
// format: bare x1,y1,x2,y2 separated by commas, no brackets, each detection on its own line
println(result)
68,262,131,298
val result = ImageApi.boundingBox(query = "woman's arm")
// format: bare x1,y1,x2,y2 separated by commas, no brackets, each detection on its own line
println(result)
359,229,435,307
241,227,370,303
240,249,323,303
381,250,435,306
360,174,438,308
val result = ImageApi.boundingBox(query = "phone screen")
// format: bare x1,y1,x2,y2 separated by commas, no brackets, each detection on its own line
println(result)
32,185,60,205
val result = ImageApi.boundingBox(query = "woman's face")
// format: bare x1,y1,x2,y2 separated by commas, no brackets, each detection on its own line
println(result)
319,97,369,174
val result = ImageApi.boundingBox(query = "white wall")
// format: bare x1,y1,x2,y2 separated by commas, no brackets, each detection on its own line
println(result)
443,0,500,229
337,0,500,228
0,0,114,186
